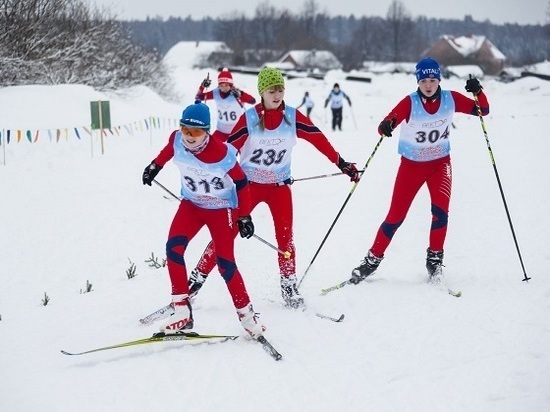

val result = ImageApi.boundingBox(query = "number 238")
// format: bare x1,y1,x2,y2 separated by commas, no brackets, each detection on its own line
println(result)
250,148,287,166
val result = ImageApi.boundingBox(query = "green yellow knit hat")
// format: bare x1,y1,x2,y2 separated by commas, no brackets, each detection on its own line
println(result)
257,67,285,95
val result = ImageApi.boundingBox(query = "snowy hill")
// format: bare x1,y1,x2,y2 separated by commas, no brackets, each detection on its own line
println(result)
1,45,550,411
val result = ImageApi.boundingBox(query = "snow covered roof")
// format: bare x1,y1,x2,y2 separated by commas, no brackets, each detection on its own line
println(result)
279,50,342,70
163,41,233,70
446,65,484,79
443,35,506,60
524,60,550,76
263,61,295,71
361,61,416,74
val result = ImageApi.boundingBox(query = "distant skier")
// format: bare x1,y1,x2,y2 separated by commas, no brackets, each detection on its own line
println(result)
348,57,490,285
324,83,351,131
297,91,314,118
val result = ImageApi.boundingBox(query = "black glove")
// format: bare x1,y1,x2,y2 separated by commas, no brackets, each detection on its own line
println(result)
465,78,482,95
201,78,211,88
237,216,254,239
379,118,395,137
142,161,162,186
337,156,360,183
231,88,242,99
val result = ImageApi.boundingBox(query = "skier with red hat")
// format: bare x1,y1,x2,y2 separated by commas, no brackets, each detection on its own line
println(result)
196,68,257,142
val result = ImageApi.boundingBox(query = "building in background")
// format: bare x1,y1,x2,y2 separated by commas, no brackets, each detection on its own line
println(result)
421,34,506,76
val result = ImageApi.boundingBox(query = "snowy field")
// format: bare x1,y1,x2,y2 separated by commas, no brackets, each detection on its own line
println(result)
1,46,549,411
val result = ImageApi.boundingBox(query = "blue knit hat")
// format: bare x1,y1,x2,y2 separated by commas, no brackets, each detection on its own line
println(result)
180,100,210,129
415,57,441,82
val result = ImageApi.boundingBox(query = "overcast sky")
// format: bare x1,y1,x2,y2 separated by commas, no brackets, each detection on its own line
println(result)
90,0,549,25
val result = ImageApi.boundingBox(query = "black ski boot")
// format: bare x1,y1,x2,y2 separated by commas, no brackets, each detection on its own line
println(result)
350,250,383,284
281,275,305,308
426,249,444,283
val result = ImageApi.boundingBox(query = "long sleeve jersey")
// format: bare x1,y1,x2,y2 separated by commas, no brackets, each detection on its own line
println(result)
227,103,341,165
152,131,252,216
379,89,489,135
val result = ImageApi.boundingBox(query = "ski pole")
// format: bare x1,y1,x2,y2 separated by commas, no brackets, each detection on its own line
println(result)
152,179,290,258
153,179,180,200
349,106,358,130
253,234,291,258
469,75,530,282
297,135,385,289
292,169,366,183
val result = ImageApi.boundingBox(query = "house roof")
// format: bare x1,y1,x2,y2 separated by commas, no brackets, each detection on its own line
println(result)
442,35,506,60
279,50,342,70
163,41,233,69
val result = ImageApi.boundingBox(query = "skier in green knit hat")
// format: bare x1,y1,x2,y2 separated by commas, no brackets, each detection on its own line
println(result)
188,66,360,309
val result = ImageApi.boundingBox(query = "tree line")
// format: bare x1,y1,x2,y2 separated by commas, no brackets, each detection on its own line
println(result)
1,0,549,96
125,0,550,70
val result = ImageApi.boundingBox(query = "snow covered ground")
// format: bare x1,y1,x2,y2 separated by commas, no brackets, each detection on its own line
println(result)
1,47,549,411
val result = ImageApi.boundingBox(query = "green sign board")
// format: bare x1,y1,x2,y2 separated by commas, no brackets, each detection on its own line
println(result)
90,100,111,130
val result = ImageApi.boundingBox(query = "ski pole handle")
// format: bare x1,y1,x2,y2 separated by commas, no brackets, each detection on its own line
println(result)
253,234,291,258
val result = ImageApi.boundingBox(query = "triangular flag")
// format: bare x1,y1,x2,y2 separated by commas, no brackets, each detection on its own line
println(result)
74,128,81,140
17,130,22,143
144,119,149,130
7,130,10,144
34,130,39,143
83,126,91,136
26,130,32,143
47,129,53,142
56,129,61,142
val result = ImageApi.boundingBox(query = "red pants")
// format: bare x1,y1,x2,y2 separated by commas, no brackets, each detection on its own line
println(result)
196,183,296,277
166,200,250,309
370,155,452,257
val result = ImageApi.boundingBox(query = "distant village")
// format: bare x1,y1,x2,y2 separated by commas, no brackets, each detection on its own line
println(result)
170,34,550,83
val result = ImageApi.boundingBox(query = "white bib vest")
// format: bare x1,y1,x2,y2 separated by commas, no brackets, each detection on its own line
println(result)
172,131,238,209
239,107,297,184
398,90,455,162
213,89,245,134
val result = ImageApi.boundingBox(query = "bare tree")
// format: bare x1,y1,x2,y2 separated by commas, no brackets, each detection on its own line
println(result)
0,0,173,97
386,0,415,61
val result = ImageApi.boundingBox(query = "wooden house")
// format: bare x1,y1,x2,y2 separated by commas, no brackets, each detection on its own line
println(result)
421,34,506,76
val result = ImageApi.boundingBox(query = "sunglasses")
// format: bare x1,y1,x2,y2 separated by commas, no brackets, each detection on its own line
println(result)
181,126,207,138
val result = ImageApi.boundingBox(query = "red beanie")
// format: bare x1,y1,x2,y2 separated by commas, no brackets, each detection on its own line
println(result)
218,68,233,85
